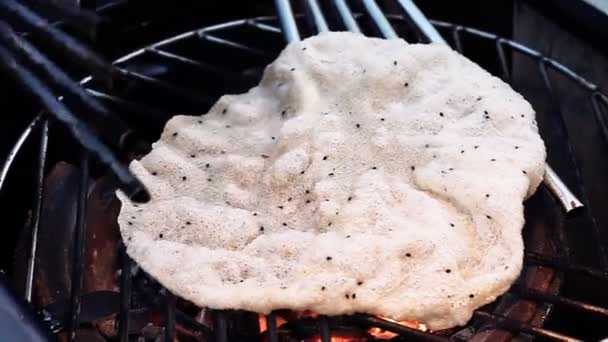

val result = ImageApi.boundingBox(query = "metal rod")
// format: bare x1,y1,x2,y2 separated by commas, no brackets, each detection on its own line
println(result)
68,150,89,342
352,315,449,341
511,285,608,317
29,0,103,39
394,0,446,44
0,45,149,202
303,0,329,33
0,0,113,79
164,293,176,342
319,316,331,342
24,119,48,302
332,0,360,33
214,311,228,342
525,251,608,281
474,311,582,342
544,165,583,213
275,0,301,42
361,0,398,39
266,312,279,342
118,248,131,342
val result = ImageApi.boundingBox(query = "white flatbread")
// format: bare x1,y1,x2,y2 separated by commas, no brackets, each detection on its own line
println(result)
118,32,545,330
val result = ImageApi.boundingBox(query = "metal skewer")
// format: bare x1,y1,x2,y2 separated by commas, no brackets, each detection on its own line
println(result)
394,0,583,213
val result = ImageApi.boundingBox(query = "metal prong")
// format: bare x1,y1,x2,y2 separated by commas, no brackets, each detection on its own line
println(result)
544,165,583,213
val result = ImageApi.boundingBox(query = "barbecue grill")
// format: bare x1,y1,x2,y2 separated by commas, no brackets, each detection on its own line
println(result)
0,1,607,341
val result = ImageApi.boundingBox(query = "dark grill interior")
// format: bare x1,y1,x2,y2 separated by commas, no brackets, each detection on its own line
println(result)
1,1,608,341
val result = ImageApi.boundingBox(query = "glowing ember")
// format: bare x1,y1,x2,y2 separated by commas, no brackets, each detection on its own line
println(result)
306,337,367,342
367,317,428,339
258,314,287,333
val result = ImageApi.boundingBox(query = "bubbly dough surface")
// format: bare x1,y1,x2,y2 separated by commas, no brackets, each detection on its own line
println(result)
118,32,545,329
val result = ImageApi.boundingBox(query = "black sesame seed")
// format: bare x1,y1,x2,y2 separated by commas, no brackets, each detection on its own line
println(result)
355,123,360,128
225,125,231,128
521,114,525,118
461,150,465,154
261,155,269,159
222,108,227,114
522,170,527,174
439,112,444,117
271,136,276,140
328,222,332,227
404,82,409,87
393,60,398,66
486,215,492,220
198,120,203,124
425,144,430,148
411,166,416,171
288,197,293,202
450,223,455,227
131,216,136,219
159,233,164,238
221,151,226,154
300,171,305,175
259,226,264,231
406,253,412,257
326,256,332,261
380,118,385,121
515,146,519,149
357,281,363,286
253,213,257,216
186,221,191,225
278,206,284,209
449,168,454,171
345,294,350,299
474,145,479,149
182,176,187,181
328,173,335,176
305,190,310,194
321,286,326,291
346,235,351,238
172,132,178,137
127,221,132,225
151,172,158,176
352,293,357,299
206,163,210,168
469,294,475,298
485,194,490,198
445,269,451,273
190,154,196,158
306,200,311,204
371,166,377,170
323,156,328,160
281,110,286,116
477,97,482,101
302,47,307,51
491,158,496,162
484,110,488,114
347,196,352,201
207,178,212,182
282,222,287,226
290,68,295,71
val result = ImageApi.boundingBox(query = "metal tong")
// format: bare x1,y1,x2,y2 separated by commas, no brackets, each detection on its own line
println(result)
275,0,583,214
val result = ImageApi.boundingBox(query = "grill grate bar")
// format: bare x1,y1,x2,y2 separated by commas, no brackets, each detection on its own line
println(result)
145,47,247,81
247,18,283,34
361,0,398,39
164,293,176,342
266,313,279,342
352,314,449,341
474,311,583,342
85,88,171,122
118,249,131,342
214,311,228,342
511,285,608,317
275,0,301,42
319,316,331,342
67,151,90,341
591,91,608,143
24,118,48,302
114,67,214,106
198,33,274,58
525,251,608,280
